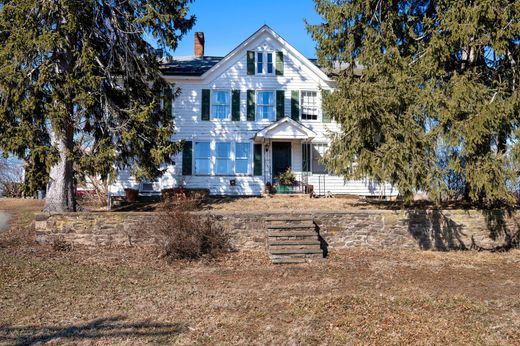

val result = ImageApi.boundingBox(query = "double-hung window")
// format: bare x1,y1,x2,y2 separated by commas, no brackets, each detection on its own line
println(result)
256,91,275,121
195,142,211,175
266,53,274,74
235,143,250,174
215,142,232,175
301,91,319,120
256,52,274,75
211,90,230,120
256,53,264,74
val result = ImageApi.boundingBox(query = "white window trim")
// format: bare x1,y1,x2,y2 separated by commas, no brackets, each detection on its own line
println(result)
193,141,253,176
255,90,276,122
210,89,231,121
300,90,321,122
256,51,275,76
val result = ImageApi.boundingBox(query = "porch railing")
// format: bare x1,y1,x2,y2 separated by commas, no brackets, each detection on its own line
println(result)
273,173,326,196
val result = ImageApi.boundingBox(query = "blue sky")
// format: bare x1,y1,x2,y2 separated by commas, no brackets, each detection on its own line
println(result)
169,0,323,58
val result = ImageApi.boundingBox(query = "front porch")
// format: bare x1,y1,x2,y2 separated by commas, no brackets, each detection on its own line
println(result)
254,117,317,194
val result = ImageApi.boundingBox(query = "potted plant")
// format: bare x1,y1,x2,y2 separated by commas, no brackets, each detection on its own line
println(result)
278,167,296,186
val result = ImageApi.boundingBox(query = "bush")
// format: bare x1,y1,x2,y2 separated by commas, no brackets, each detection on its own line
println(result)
154,200,232,260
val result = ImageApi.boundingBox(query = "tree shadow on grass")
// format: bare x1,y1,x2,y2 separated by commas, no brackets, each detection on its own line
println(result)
0,316,186,346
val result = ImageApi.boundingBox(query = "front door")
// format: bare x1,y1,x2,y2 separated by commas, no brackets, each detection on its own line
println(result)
272,142,292,180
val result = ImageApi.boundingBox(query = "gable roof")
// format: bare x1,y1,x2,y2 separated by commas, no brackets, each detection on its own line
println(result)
254,117,317,141
161,25,332,82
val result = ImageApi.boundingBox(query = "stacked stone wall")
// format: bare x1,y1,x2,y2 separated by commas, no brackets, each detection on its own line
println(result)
34,209,519,251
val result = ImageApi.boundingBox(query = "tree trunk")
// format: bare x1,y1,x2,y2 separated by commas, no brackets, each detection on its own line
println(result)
43,126,76,212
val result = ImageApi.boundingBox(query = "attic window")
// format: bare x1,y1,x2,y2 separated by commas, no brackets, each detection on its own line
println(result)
256,52,274,75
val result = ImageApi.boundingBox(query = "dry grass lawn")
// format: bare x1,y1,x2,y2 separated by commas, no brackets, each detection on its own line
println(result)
0,198,519,345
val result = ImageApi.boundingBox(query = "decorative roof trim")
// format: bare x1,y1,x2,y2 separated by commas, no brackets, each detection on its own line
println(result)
254,117,317,141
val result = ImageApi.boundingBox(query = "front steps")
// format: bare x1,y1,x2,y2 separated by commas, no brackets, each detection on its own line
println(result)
265,216,325,264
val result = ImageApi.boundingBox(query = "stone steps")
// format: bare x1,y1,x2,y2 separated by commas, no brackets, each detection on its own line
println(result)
269,248,323,255
265,216,325,264
268,239,321,246
266,224,315,229
268,242,322,250
267,231,318,238
271,257,307,264
264,217,315,222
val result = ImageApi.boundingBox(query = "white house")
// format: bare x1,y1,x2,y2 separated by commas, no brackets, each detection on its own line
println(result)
110,25,396,197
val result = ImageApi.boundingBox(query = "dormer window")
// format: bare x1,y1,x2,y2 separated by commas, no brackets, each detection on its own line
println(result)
256,52,274,75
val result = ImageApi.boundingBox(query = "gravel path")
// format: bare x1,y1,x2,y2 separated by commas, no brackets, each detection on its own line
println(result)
0,210,9,231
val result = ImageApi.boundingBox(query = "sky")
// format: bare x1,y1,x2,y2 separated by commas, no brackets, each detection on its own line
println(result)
168,0,323,58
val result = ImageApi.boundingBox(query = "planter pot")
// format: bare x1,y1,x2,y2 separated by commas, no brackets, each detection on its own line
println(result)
277,184,292,194
124,188,139,202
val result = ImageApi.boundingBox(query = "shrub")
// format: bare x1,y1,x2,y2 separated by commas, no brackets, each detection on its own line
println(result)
278,167,296,185
154,200,232,260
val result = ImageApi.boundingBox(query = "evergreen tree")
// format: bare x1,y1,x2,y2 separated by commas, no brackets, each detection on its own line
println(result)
307,0,520,204
0,0,195,211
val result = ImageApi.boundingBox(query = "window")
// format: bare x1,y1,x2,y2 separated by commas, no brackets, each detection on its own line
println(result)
257,52,263,74
301,91,318,120
193,141,252,176
211,90,230,120
267,53,273,74
235,143,250,174
312,144,328,174
256,91,275,121
215,142,232,175
195,142,211,175
256,52,274,75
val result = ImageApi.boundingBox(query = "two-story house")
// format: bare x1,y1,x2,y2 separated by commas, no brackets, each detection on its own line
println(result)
109,25,396,197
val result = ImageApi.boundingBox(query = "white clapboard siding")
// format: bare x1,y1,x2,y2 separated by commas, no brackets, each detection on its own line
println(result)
109,169,139,195
306,175,397,196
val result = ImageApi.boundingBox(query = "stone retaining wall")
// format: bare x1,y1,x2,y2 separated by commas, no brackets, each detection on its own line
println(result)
34,209,519,251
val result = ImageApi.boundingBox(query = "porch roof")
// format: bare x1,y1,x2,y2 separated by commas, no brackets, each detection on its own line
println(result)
254,117,317,141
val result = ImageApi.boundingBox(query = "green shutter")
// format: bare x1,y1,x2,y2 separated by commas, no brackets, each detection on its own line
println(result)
253,144,262,176
291,90,300,121
182,141,192,176
322,90,331,123
275,51,284,76
276,90,285,120
201,89,210,121
247,90,255,121
232,90,240,121
247,51,255,75
163,87,173,117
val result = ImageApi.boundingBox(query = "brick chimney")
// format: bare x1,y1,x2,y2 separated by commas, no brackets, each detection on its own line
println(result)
194,32,204,57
